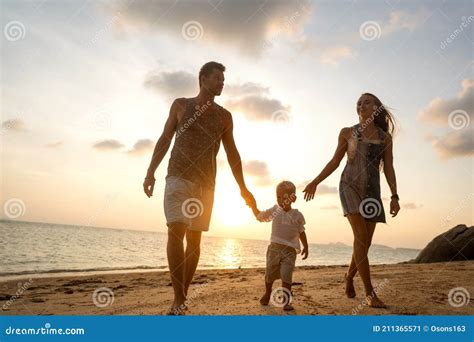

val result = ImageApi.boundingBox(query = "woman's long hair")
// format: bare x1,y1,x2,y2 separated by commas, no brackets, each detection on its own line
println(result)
362,93,396,136
361,93,397,171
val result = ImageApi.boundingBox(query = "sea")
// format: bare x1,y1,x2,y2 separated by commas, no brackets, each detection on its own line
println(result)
0,220,420,279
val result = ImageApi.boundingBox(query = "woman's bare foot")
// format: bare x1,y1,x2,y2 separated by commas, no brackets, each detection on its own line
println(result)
259,292,271,305
366,294,386,308
344,273,356,298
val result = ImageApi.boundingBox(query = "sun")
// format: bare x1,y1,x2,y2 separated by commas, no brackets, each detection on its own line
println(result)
213,184,254,227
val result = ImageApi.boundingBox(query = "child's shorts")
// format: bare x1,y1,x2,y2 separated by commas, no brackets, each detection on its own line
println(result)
265,243,297,284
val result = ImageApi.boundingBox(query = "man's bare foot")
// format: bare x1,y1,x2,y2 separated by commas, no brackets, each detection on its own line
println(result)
344,273,356,298
259,293,271,305
283,304,294,311
167,305,185,315
168,297,187,315
366,294,386,308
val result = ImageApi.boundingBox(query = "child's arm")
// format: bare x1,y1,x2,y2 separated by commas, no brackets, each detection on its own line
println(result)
255,205,278,222
250,204,260,218
300,231,309,260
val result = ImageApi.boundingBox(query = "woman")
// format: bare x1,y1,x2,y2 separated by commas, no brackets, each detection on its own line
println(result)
303,93,400,308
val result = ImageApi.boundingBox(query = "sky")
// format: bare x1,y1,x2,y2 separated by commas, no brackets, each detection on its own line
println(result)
1,0,473,249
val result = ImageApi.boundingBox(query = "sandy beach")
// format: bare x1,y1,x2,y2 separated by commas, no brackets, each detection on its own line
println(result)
1,261,472,316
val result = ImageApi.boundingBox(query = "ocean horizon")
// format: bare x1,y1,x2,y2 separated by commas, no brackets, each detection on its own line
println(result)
0,220,421,279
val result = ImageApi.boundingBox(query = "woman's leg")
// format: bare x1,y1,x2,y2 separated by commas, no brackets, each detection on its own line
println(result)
346,214,385,307
347,221,377,279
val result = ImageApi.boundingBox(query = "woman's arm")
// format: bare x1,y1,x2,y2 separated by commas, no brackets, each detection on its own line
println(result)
383,133,400,217
303,128,349,201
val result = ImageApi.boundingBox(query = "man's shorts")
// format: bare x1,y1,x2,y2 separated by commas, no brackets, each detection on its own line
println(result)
163,176,214,232
265,243,297,284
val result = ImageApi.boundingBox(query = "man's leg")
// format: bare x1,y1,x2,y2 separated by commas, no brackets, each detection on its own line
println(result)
167,222,187,312
183,229,202,297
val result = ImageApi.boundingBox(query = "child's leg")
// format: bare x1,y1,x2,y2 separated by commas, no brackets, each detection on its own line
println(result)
281,248,296,311
281,281,294,311
260,244,279,305
259,281,273,305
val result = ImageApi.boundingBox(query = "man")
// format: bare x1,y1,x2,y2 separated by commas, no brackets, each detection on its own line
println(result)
143,61,256,314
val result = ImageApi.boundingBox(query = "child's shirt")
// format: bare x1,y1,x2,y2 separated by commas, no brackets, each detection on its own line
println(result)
257,205,306,252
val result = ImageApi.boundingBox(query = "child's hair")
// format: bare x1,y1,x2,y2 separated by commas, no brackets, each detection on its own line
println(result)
276,181,296,197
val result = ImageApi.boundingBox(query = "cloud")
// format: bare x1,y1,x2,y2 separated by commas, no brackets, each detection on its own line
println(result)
431,129,474,159
92,139,125,151
419,79,473,126
319,46,352,65
144,70,197,100
317,184,338,194
102,0,313,56
46,141,64,148
1,119,27,132
224,82,269,97
297,180,338,194
243,160,271,186
143,71,282,118
402,203,423,210
321,205,339,210
225,95,290,121
126,139,154,156
218,158,272,186
419,79,473,159
382,10,423,37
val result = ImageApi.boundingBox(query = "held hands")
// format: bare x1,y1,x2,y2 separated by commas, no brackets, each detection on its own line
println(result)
303,180,318,201
143,176,156,198
390,198,400,217
301,247,309,260
241,187,257,210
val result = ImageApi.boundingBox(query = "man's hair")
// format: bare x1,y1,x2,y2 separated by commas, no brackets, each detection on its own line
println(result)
276,181,296,197
199,61,225,87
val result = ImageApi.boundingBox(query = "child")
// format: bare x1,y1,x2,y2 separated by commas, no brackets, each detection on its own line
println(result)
250,181,309,311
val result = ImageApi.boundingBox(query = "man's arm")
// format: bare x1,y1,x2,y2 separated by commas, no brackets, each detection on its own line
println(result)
221,110,256,208
143,98,183,198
